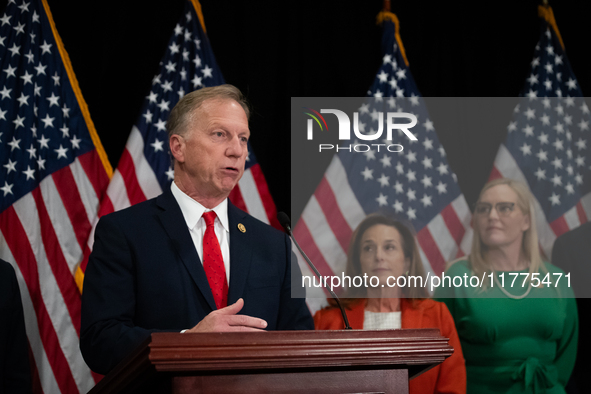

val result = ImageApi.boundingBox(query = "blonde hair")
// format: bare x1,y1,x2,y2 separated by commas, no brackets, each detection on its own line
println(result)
469,178,543,286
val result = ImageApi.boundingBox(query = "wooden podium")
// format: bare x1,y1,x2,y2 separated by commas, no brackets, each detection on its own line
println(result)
89,329,453,394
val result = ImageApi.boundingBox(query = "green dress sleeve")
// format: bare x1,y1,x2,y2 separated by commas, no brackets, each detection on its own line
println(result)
554,283,578,386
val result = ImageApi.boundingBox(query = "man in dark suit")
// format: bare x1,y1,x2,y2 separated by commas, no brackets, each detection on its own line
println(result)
80,85,313,375
0,259,31,393
552,221,591,394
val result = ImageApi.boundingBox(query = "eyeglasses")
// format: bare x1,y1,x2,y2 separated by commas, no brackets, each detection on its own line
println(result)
473,202,516,217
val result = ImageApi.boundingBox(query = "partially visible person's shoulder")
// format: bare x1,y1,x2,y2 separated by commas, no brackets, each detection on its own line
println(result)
100,195,160,222
0,260,19,303
0,258,16,282
558,221,591,241
98,191,195,237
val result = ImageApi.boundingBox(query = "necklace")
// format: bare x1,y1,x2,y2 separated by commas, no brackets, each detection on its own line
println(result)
492,270,532,299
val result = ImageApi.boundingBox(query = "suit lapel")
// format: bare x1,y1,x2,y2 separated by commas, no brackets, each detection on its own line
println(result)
156,190,217,311
227,202,253,304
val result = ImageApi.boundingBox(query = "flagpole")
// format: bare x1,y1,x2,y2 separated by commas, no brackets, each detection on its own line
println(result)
538,1,565,50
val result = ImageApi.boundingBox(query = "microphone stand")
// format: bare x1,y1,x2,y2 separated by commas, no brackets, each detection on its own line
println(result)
278,213,352,330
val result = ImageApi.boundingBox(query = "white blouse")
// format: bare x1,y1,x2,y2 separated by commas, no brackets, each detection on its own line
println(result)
363,310,402,330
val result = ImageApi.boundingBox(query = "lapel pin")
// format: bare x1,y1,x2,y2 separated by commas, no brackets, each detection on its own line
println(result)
237,223,246,233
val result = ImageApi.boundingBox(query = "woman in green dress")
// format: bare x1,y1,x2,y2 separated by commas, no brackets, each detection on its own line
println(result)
435,178,577,394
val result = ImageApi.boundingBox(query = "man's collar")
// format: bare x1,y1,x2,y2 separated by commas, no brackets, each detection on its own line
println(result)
170,182,229,232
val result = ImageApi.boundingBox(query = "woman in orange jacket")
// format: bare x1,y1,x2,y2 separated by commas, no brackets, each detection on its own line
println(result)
314,214,466,394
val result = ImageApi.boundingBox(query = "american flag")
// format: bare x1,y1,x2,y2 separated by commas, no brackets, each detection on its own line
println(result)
487,5,591,258
88,0,280,261
294,12,472,313
0,0,111,392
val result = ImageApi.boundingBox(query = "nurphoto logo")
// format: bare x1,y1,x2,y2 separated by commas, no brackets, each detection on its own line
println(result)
303,107,418,153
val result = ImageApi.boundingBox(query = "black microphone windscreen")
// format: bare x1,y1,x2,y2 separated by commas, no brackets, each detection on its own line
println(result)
276,212,291,231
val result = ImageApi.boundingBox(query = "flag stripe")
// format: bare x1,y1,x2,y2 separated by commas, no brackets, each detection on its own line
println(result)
77,149,110,203
52,166,92,254
581,192,591,215
576,201,588,224
324,156,366,229
292,221,334,296
105,171,132,212
70,158,101,226
549,217,569,237
249,164,282,229
451,195,473,256
0,207,79,394
292,241,327,300
417,246,436,278
13,195,94,392
416,227,446,275
426,215,458,273
117,149,148,206
0,237,57,394
39,176,83,275
489,165,503,181
238,168,269,224
126,126,162,200
30,189,97,389
441,204,465,248
97,195,115,218
293,219,337,280
563,205,581,230
301,196,347,276
31,187,81,335
228,185,248,212
315,177,353,253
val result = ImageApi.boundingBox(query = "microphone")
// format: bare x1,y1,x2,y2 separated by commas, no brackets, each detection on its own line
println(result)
277,212,352,330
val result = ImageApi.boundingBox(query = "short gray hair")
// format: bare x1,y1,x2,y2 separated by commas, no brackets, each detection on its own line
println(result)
166,84,250,140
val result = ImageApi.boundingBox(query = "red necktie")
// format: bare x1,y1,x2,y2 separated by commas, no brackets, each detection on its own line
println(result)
202,211,228,309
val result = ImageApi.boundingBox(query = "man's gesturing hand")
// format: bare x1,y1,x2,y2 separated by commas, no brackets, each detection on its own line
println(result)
186,298,268,333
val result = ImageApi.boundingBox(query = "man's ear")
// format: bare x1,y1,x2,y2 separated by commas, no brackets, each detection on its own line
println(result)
169,134,185,163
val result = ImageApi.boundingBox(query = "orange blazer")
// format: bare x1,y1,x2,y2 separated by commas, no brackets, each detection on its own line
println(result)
314,298,466,394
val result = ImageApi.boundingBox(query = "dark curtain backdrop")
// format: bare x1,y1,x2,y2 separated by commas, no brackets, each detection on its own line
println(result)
2,0,590,218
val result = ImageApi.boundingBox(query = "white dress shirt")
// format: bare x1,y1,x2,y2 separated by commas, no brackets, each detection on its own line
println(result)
171,182,230,284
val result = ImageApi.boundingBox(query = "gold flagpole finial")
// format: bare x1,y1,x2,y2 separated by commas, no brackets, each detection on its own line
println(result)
538,2,565,50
